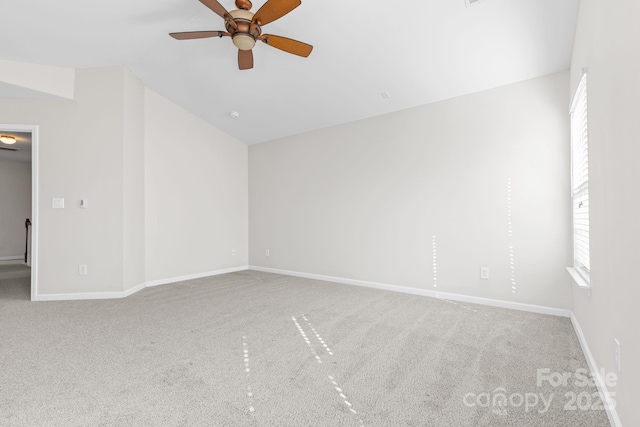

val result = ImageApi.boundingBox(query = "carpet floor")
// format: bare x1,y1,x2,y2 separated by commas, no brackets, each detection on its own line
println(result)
0,264,611,426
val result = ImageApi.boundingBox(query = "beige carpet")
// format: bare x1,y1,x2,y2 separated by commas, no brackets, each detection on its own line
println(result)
0,264,611,426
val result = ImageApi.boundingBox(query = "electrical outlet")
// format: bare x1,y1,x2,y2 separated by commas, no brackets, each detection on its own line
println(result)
265,249,270,257
231,249,237,256
79,264,88,276
614,339,621,372
480,267,490,280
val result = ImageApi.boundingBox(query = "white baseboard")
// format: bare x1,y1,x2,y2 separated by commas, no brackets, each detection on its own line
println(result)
33,291,135,302
123,282,147,298
570,313,622,427
0,255,23,262
145,266,249,287
249,265,571,318
33,265,249,302
32,264,570,318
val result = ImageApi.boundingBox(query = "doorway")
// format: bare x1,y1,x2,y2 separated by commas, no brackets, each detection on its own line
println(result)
0,124,38,300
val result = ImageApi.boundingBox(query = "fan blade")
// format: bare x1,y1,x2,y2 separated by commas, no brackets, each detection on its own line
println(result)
199,0,231,19
170,31,226,40
253,0,301,26
261,34,313,57
238,49,254,70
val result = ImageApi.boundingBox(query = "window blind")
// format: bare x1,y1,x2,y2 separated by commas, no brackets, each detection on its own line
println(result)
570,74,590,275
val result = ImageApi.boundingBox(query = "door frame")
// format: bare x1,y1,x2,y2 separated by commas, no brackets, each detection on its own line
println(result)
0,123,39,300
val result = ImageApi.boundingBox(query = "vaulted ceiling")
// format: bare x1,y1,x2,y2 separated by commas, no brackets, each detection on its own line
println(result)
0,0,579,144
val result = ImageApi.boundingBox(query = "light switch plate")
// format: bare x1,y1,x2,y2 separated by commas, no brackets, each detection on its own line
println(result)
52,198,65,209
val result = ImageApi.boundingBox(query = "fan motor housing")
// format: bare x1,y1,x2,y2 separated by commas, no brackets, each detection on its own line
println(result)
228,9,260,50
236,0,252,9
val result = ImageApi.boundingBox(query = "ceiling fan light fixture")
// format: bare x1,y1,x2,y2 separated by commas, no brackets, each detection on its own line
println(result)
0,135,17,145
170,0,312,69
232,33,256,50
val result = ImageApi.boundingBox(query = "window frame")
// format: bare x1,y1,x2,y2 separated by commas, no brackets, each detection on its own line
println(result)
569,72,591,287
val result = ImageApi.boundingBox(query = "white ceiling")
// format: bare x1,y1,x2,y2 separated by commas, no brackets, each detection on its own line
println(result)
0,0,579,145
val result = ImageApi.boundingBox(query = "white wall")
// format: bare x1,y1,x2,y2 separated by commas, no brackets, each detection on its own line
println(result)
0,67,128,294
0,158,31,258
122,68,146,292
0,65,249,296
0,59,75,100
250,72,572,309
144,89,248,282
570,0,640,425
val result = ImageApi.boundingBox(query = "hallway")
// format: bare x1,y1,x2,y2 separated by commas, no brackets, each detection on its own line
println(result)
0,263,30,301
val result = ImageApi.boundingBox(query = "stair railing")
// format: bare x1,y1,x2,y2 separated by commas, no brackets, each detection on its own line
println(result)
25,218,31,263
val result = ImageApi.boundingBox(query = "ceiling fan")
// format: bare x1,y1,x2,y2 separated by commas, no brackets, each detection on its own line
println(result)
170,0,313,70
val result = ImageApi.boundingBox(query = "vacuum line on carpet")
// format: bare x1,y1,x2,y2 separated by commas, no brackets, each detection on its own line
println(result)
292,316,322,363
242,336,255,413
440,298,490,317
328,375,364,426
292,316,365,425
301,315,333,356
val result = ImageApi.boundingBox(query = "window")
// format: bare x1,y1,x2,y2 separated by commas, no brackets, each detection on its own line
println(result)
570,73,590,283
